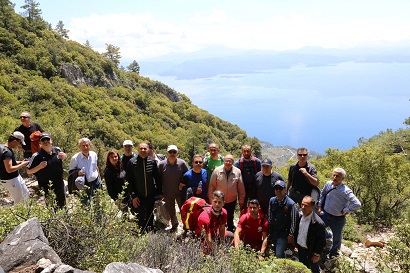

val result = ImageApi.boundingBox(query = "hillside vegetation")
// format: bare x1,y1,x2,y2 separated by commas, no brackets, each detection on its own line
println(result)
0,0,260,166
1,0,410,227
1,1,410,272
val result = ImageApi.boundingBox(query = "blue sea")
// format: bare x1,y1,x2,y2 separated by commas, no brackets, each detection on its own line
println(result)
144,62,410,154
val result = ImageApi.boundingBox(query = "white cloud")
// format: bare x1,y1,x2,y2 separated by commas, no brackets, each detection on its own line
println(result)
191,9,230,24
67,6,410,61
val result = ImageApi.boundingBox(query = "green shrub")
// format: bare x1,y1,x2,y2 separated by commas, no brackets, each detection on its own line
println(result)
256,258,310,273
0,191,332,273
342,215,372,243
333,257,365,273
376,219,410,272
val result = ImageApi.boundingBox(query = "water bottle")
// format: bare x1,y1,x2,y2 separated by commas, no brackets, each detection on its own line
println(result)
197,181,202,191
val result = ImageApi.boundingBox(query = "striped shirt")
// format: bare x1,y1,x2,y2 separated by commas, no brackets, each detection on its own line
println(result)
318,181,361,216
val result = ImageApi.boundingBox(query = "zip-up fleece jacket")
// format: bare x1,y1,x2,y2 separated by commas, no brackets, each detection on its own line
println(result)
126,155,161,198
208,165,245,204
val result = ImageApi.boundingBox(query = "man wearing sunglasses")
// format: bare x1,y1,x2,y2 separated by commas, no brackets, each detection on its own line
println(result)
14,111,44,158
27,132,67,208
0,132,30,203
255,158,285,215
287,147,320,206
158,145,189,232
180,154,208,202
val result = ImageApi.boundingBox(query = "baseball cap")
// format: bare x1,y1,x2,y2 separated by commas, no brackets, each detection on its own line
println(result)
274,180,286,188
123,140,133,146
167,145,178,152
261,158,272,166
11,131,26,145
39,132,51,141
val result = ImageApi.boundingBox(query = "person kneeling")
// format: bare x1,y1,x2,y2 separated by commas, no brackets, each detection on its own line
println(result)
234,199,268,258
195,190,231,254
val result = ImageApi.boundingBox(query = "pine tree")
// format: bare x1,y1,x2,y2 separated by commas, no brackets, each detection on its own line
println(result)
21,0,42,22
102,43,121,67
127,60,140,74
55,20,69,39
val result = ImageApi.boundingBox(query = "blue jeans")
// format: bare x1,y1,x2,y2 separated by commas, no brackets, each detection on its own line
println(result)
82,177,102,204
298,247,320,273
321,211,346,257
274,237,287,258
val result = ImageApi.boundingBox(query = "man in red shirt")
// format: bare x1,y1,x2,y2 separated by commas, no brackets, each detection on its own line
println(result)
234,199,268,256
195,190,228,254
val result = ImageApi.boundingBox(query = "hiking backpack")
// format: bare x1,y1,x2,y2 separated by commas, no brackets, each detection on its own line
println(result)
238,156,258,174
29,130,42,154
0,144,7,161
180,196,210,230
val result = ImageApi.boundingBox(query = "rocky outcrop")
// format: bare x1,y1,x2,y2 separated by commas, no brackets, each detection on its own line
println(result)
59,63,119,88
0,217,61,272
60,63,90,86
0,218,163,273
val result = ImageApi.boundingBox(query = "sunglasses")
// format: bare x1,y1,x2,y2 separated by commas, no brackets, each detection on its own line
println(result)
20,116,30,119
168,150,177,154
194,161,203,164
40,138,51,142
298,153,308,157
274,187,284,191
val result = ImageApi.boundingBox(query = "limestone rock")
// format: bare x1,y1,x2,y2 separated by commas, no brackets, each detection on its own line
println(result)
103,262,164,273
0,217,61,272
36,258,53,273
340,245,353,256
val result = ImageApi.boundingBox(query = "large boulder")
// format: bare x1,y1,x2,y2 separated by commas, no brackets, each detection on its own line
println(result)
0,217,61,272
103,262,163,273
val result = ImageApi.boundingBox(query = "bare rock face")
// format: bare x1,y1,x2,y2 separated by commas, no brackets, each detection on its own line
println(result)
60,63,119,88
103,262,164,273
0,218,61,272
60,63,88,86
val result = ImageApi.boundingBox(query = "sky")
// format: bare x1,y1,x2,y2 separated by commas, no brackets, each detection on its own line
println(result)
12,0,410,153
13,0,410,61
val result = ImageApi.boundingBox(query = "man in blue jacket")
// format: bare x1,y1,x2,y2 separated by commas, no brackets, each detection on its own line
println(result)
268,180,299,258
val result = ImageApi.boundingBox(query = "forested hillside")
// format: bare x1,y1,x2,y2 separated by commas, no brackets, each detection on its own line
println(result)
0,0,261,166
2,1,410,227
2,1,410,272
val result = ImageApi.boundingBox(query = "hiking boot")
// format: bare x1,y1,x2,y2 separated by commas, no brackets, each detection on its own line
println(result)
170,224,178,233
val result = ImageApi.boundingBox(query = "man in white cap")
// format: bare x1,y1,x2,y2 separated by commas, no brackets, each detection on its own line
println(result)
0,132,30,203
121,140,136,170
158,145,189,232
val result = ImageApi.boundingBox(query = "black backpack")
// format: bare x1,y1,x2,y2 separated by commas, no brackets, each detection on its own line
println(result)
0,144,7,160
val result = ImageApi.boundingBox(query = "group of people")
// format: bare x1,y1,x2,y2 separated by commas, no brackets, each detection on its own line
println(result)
0,112,362,272
0,112,67,207
193,145,361,273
